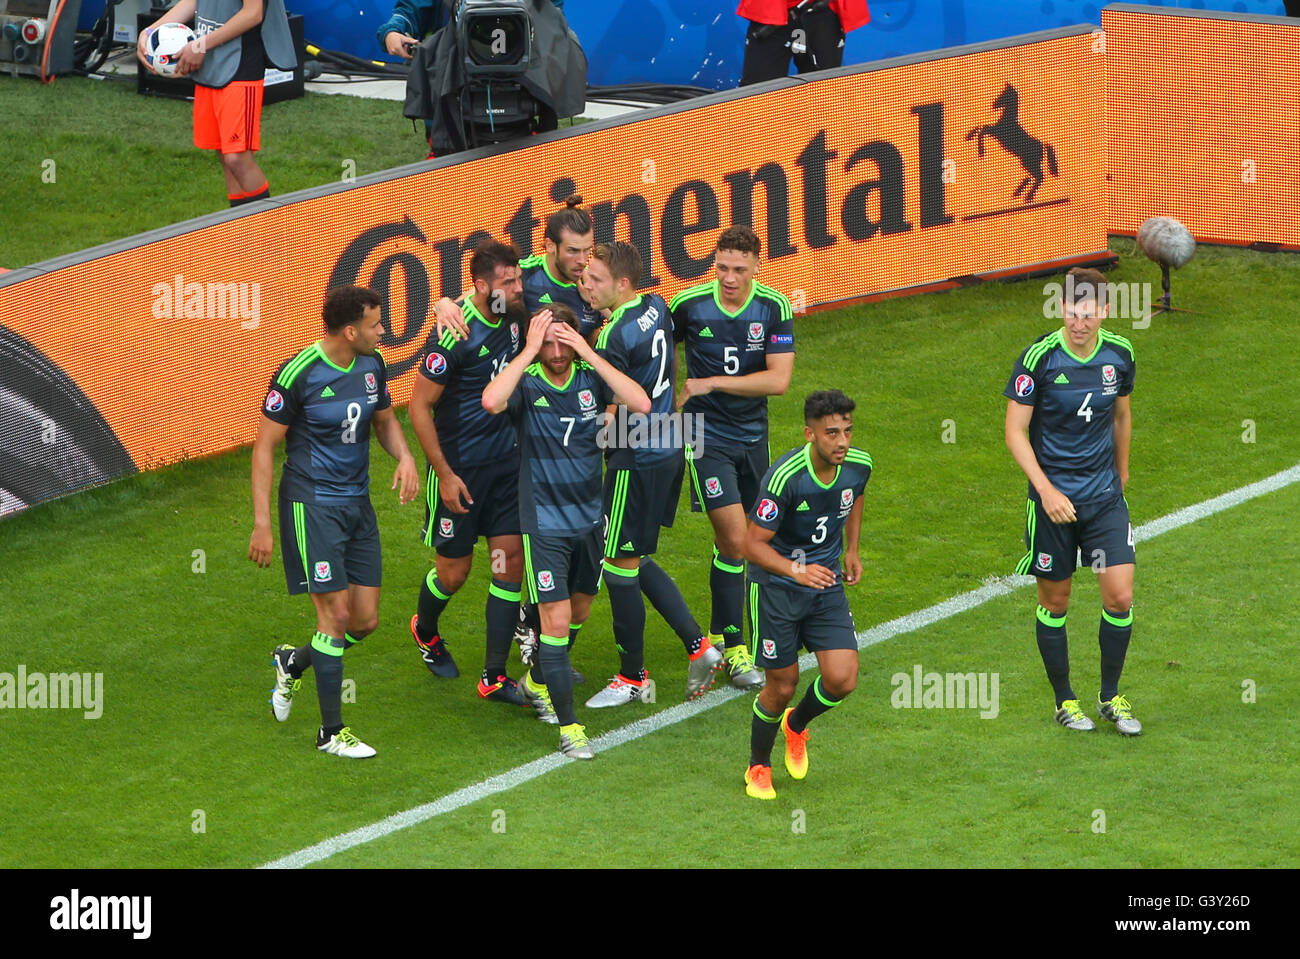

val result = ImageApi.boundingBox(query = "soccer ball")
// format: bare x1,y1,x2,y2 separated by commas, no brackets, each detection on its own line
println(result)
144,23,197,77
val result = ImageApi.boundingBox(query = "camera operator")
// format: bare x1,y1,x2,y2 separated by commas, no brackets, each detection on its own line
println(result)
380,0,565,61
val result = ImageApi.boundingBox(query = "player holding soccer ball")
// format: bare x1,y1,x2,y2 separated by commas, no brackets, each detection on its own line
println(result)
1004,267,1140,735
670,225,795,690
741,390,871,800
137,0,296,207
249,286,420,758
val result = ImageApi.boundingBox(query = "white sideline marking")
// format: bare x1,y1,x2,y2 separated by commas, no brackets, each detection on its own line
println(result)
263,462,1300,868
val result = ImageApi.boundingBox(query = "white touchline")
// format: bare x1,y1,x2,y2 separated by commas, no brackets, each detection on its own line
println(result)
263,461,1300,869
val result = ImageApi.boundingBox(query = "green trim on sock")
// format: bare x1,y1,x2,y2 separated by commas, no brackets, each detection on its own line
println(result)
569,623,584,633
752,696,781,723
488,582,521,602
1036,605,1067,627
812,675,843,708
539,633,568,647
344,632,363,648
1101,607,1133,627
311,631,346,657
425,569,451,601
602,559,639,578
712,551,744,574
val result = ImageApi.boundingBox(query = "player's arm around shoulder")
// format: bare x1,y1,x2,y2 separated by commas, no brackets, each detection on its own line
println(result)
249,414,290,567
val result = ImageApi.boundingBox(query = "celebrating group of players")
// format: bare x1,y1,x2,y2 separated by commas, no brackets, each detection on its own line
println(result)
249,198,1142,800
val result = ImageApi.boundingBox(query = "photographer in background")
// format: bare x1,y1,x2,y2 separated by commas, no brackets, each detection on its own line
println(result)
737,0,870,86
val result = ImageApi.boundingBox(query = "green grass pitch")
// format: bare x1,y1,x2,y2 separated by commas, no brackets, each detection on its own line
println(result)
2,233,1297,867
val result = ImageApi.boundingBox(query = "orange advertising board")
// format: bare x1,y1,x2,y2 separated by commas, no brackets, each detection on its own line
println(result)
0,27,1108,512
1104,4,1300,250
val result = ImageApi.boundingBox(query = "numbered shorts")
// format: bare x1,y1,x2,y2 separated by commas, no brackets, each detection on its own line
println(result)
279,494,382,595
686,439,769,512
193,80,263,154
1016,493,1135,581
422,456,521,558
748,579,858,670
522,529,603,605
602,457,684,559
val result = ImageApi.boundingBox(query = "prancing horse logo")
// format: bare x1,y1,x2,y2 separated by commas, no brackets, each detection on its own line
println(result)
966,83,1059,203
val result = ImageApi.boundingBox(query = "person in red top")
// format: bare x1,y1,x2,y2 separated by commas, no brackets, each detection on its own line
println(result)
737,0,870,86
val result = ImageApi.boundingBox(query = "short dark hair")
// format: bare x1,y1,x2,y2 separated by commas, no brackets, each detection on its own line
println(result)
716,224,760,258
590,241,643,288
544,302,580,333
470,240,520,283
322,285,381,333
1064,267,1108,308
544,195,593,245
804,389,855,423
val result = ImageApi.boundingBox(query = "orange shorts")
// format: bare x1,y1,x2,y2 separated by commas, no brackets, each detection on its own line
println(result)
193,80,263,154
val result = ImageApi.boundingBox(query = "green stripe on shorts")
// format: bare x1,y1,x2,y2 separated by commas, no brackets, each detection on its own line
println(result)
522,533,538,606
294,502,309,583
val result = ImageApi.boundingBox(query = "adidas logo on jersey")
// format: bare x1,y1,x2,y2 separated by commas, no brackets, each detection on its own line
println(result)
539,293,553,304
478,345,491,357
796,501,810,511
699,327,714,338
321,386,335,397
534,396,550,407
1054,373,1069,384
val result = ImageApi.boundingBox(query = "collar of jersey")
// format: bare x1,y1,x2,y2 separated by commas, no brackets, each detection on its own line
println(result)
314,341,355,374
802,443,840,489
534,362,579,391
464,297,500,329
1057,328,1103,365
607,294,644,326
540,256,575,289
712,279,757,319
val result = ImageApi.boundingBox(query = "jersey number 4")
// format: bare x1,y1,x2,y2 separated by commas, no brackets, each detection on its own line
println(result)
1076,392,1095,423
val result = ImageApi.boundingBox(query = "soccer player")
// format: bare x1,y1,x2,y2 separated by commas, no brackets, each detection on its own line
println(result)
1004,267,1140,735
407,240,529,705
581,242,724,706
481,305,650,758
433,197,600,672
250,285,420,758
434,196,600,341
138,0,296,206
742,389,871,800
671,224,795,690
